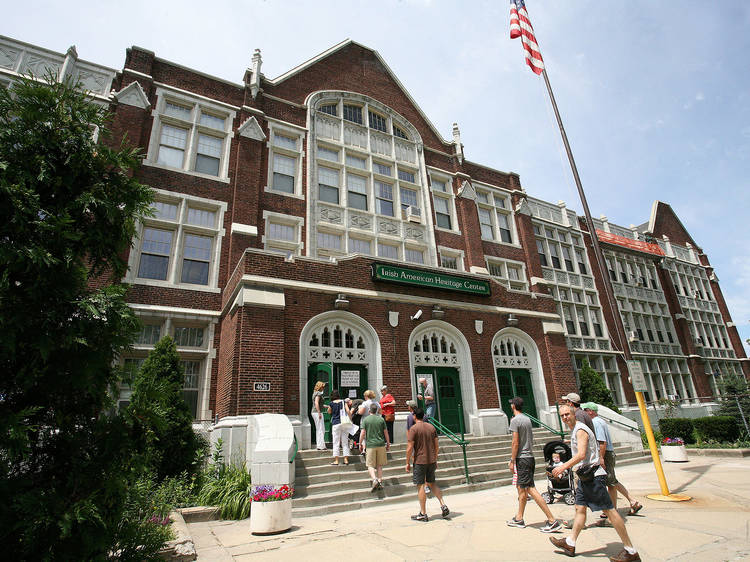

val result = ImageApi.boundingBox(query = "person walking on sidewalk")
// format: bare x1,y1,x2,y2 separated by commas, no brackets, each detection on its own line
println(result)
549,405,640,561
405,407,449,522
582,403,643,519
506,397,562,533
360,403,391,492
561,392,595,433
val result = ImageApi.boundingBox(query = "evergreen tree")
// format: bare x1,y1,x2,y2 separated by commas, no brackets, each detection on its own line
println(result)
129,336,204,480
0,75,153,558
577,359,621,413
716,372,750,430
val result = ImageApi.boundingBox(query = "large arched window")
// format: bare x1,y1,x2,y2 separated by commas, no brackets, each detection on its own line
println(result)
307,92,433,264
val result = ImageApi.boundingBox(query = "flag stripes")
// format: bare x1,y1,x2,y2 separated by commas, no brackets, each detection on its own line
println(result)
509,0,544,75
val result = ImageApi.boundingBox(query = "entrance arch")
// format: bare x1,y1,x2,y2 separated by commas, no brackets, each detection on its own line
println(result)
298,311,381,447
409,321,477,433
491,328,549,422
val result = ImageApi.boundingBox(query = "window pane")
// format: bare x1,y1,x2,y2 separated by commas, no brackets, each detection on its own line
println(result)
345,154,366,169
405,248,424,263
187,207,216,227
158,145,185,168
141,227,173,256
174,326,204,347
441,255,458,270
476,191,489,204
200,112,224,129
268,222,295,241
398,169,415,183
138,324,161,345
318,146,339,161
318,166,339,187
198,134,222,157
393,125,408,139
183,234,211,261
400,187,418,208
181,259,209,284
160,124,188,149
319,184,339,204
374,162,392,176
138,253,169,280
347,174,367,193
165,102,191,120
273,134,297,150
317,232,342,250
377,243,398,259
368,111,387,132
273,153,295,175
153,201,178,220
434,197,449,214
195,154,220,176
343,105,363,124
349,238,371,254
320,103,337,116
432,179,447,192
436,212,451,229
348,192,367,210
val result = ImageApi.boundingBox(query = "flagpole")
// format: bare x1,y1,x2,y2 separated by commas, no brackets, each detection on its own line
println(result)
538,67,689,502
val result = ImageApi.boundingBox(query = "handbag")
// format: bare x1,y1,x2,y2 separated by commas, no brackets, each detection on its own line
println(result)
338,401,353,431
384,413,396,422
576,463,598,482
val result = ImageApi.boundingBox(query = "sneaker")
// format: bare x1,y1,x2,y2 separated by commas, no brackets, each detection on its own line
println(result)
377,479,383,490
441,504,450,518
371,479,379,492
562,519,573,529
609,549,641,562
411,512,428,522
506,517,526,528
541,520,562,533
549,536,575,557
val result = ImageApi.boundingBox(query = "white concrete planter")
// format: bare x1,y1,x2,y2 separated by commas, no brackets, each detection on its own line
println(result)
661,444,688,462
250,499,292,535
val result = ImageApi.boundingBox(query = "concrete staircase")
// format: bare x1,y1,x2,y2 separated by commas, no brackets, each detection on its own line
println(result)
292,431,648,517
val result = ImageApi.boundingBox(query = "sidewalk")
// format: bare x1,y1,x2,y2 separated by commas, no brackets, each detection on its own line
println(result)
189,455,750,561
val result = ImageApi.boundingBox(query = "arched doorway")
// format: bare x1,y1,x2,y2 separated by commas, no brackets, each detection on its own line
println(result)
299,311,381,446
409,321,476,433
491,328,549,424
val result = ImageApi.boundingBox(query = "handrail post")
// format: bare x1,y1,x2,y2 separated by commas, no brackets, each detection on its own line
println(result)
458,402,468,482
555,403,563,435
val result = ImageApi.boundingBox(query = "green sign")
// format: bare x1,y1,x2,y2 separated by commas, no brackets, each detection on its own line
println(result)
371,263,491,296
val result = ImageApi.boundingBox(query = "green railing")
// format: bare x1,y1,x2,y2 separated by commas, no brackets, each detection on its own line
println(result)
597,414,641,433
428,402,470,481
525,412,566,439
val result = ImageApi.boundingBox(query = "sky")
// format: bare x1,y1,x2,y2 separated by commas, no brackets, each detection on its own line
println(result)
4,0,750,354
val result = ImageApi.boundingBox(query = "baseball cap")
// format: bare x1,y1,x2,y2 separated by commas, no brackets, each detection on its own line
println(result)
581,402,598,412
561,392,581,404
405,399,417,408
380,385,388,391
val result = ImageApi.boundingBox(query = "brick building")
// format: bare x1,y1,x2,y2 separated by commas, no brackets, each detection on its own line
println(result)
2,35,747,446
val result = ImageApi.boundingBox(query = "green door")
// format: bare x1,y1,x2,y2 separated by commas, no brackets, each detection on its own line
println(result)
308,362,368,444
415,367,464,433
496,368,538,424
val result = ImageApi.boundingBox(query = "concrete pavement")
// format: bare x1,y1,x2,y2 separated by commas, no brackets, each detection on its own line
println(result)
188,455,750,561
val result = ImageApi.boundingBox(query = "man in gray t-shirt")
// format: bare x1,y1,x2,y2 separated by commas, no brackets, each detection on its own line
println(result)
507,397,560,532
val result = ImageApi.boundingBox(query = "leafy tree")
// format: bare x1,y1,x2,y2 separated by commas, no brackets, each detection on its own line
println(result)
577,359,621,413
128,336,205,480
0,75,153,558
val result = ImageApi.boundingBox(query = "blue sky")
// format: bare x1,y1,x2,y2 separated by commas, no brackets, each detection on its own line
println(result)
5,0,750,354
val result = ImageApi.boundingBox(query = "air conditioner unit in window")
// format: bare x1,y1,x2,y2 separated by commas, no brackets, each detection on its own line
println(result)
693,290,701,299
694,336,705,346
401,205,422,223
667,394,680,401
628,331,638,342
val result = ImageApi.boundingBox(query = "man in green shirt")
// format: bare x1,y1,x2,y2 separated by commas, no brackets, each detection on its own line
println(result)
360,403,391,492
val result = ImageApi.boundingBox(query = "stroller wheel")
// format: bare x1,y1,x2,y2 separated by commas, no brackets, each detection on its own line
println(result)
541,492,553,504
563,492,576,505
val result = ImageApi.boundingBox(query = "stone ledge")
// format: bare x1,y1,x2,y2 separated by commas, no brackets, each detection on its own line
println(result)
686,448,750,457
179,506,220,523
159,510,196,561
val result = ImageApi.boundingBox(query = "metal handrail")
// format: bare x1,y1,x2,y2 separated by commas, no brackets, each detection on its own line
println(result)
427,404,470,481
597,414,641,433
524,412,566,439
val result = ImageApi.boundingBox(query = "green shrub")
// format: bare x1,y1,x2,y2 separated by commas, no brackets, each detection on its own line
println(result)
693,415,739,443
198,464,253,520
658,417,695,444
641,429,663,448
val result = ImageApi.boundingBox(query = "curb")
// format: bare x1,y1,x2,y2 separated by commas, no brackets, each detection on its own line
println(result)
685,448,750,457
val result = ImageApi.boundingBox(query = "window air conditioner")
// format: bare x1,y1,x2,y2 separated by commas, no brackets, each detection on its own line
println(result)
667,394,680,401
628,331,638,342
401,205,422,223
693,290,701,299
695,336,705,346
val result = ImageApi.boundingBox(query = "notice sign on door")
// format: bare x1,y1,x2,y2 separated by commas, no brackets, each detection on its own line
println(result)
626,360,648,393
340,370,360,387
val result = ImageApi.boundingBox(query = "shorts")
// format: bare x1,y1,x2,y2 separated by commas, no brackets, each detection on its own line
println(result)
575,475,614,512
413,462,437,486
515,457,535,489
365,446,387,468
603,450,618,486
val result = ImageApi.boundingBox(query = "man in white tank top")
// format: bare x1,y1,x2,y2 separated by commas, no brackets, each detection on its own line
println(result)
549,405,640,562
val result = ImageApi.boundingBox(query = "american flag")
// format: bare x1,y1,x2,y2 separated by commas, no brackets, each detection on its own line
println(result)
510,0,545,75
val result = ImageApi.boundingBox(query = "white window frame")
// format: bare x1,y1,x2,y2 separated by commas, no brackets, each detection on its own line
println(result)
486,257,528,291
429,172,458,233
475,186,516,245
125,189,226,292
145,88,235,182
262,211,304,258
265,121,306,199
439,246,465,272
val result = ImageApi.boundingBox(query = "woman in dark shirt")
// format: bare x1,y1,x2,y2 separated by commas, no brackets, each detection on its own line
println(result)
326,389,351,465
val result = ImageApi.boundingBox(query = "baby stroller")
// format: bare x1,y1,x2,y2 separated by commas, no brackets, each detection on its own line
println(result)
541,440,576,505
